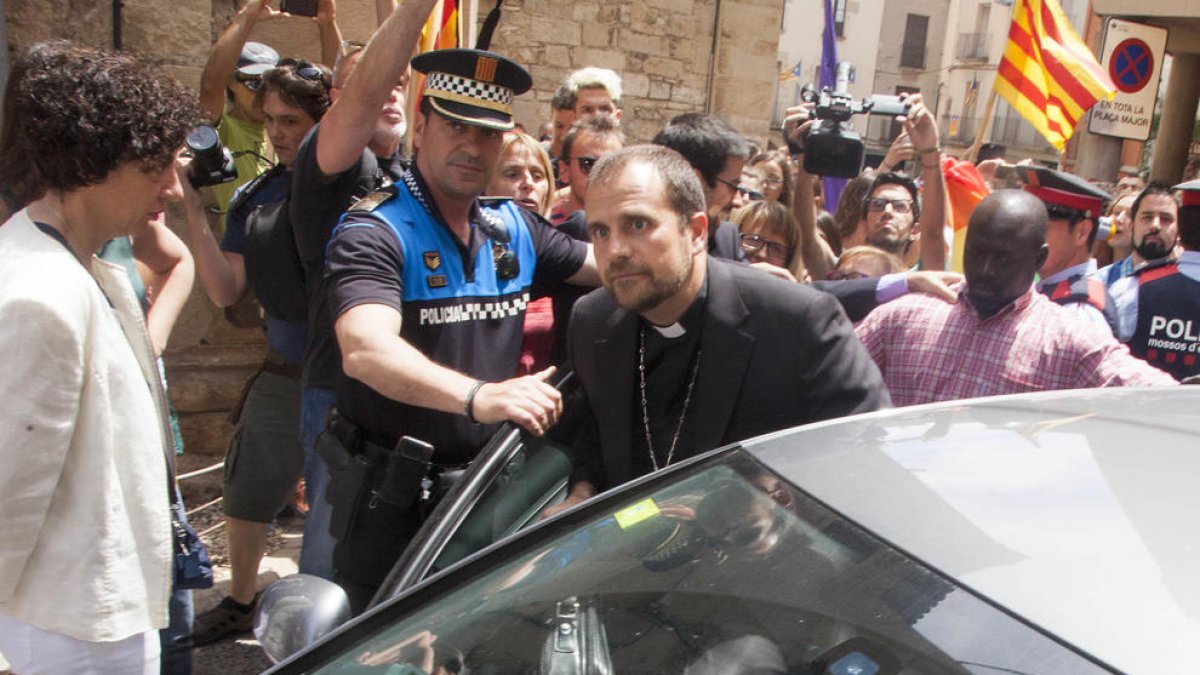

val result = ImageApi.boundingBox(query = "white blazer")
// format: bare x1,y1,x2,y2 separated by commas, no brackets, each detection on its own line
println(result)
0,211,173,642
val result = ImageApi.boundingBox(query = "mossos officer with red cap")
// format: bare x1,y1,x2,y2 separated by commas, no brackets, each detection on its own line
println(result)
320,48,600,610
1113,180,1200,380
1018,165,1119,335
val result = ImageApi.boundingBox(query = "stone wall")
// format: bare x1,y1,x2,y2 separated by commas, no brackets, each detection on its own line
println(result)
483,0,785,146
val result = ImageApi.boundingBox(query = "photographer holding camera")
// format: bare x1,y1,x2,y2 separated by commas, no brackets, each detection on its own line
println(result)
785,90,946,275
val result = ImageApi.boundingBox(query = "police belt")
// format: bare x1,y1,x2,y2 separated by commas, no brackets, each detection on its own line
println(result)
327,409,468,475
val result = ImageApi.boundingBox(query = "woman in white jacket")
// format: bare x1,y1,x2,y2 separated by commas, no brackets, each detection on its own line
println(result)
0,41,196,675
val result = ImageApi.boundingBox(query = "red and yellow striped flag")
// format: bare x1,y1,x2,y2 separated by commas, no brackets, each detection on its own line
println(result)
418,0,460,53
994,0,1115,150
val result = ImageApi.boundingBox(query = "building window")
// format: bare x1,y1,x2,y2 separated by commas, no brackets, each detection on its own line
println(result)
834,0,847,37
900,14,929,69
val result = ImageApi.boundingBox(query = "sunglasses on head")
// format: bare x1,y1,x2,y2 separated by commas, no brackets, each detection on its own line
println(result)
277,59,331,88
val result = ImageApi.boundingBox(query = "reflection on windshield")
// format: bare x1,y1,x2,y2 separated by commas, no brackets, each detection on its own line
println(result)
314,452,1105,674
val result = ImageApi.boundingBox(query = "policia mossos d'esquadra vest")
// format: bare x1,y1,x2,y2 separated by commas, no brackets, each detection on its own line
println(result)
1128,259,1200,380
1043,272,1120,336
325,167,587,463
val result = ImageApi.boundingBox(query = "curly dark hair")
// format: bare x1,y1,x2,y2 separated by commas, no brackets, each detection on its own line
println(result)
0,41,198,209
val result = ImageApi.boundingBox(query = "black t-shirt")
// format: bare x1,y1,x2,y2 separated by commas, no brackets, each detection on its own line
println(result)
290,124,407,388
324,167,587,462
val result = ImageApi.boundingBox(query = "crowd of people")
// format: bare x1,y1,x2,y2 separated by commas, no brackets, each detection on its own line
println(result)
1,0,1198,672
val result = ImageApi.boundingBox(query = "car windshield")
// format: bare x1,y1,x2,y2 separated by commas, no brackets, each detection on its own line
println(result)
310,451,1107,674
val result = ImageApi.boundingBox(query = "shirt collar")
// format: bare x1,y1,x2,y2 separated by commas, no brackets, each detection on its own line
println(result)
646,273,709,338
961,284,1036,322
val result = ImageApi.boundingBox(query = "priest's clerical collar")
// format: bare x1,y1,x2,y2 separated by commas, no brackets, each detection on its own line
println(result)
645,273,708,339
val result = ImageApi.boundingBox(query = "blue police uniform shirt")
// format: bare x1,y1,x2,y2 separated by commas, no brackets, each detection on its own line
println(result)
222,169,307,365
324,165,587,462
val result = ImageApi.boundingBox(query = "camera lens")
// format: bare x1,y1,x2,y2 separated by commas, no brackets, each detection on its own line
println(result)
186,125,220,154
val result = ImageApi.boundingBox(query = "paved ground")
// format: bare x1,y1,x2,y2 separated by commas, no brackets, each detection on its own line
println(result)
193,521,303,675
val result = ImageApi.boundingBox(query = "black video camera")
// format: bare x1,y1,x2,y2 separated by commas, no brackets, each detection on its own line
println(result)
792,63,912,179
185,125,238,189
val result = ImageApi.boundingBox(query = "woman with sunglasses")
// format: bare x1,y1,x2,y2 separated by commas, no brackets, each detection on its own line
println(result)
181,59,334,647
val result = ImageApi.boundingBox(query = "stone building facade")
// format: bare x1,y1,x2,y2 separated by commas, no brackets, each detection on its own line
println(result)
4,0,787,460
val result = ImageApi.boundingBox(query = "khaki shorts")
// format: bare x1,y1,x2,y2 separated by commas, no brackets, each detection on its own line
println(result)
222,370,304,523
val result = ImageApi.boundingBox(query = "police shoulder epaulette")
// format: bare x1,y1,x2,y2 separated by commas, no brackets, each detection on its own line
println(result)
348,185,398,213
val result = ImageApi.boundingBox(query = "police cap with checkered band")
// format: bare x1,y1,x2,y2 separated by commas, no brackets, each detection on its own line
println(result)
412,49,532,131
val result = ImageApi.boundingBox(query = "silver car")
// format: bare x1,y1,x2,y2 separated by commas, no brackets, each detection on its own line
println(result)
258,386,1200,674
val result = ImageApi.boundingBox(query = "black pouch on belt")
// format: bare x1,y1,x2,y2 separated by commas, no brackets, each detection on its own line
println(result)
374,436,435,509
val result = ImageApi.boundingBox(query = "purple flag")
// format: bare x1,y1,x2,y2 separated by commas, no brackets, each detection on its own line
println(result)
819,0,847,214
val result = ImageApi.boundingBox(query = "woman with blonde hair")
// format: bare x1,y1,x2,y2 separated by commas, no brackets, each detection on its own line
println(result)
489,131,558,371
733,199,807,281
488,131,555,217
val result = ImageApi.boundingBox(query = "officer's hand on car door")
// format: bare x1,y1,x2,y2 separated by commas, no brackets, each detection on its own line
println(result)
471,366,563,436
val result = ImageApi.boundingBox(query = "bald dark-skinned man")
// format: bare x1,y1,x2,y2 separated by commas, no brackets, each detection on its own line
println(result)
856,190,1174,406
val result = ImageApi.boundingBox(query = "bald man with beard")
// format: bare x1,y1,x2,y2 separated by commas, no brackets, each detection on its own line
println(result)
855,190,1174,407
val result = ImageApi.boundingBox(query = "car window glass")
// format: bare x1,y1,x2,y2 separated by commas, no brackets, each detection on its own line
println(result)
430,435,572,574
311,452,1107,675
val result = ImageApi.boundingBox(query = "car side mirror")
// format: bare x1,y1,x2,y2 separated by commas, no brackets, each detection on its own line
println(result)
254,573,352,664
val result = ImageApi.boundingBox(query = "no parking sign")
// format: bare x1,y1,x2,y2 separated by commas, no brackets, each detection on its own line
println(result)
1089,19,1167,141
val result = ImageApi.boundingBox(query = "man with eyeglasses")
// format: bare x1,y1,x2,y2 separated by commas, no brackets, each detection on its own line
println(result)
652,113,751,262
1018,165,1120,336
198,0,342,235
855,190,1175,407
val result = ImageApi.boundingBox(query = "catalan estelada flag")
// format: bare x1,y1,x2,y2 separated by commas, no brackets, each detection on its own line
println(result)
994,0,1115,151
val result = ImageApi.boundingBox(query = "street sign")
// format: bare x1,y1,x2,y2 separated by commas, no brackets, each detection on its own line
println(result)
1088,19,1167,142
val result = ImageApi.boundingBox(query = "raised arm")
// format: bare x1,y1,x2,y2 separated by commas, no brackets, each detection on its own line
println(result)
314,0,437,175
314,0,344,67
134,217,195,356
175,163,247,309
783,104,837,280
199,0,280,122
903,94,947,272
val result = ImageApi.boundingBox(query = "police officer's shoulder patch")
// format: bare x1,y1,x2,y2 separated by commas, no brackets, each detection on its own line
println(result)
348,185,398,213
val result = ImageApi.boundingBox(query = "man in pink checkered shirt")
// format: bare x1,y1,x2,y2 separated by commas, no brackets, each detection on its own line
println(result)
856,190,1175,407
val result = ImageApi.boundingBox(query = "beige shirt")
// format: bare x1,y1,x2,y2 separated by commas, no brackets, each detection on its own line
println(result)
0,211,173,642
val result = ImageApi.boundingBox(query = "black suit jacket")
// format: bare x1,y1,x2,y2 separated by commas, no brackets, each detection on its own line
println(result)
567,257,891,490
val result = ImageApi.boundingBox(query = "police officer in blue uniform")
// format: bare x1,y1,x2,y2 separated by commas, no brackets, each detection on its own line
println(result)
1119,180,1200,380
1018,165,1119,335
320,49,600,610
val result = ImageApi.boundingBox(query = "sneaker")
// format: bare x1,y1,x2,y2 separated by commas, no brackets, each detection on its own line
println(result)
192,594,257,646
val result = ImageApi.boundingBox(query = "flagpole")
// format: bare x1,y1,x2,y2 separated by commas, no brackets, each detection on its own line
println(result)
965,88,998,162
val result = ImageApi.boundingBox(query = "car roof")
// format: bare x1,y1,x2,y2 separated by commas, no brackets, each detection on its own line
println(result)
745,387,1200,675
